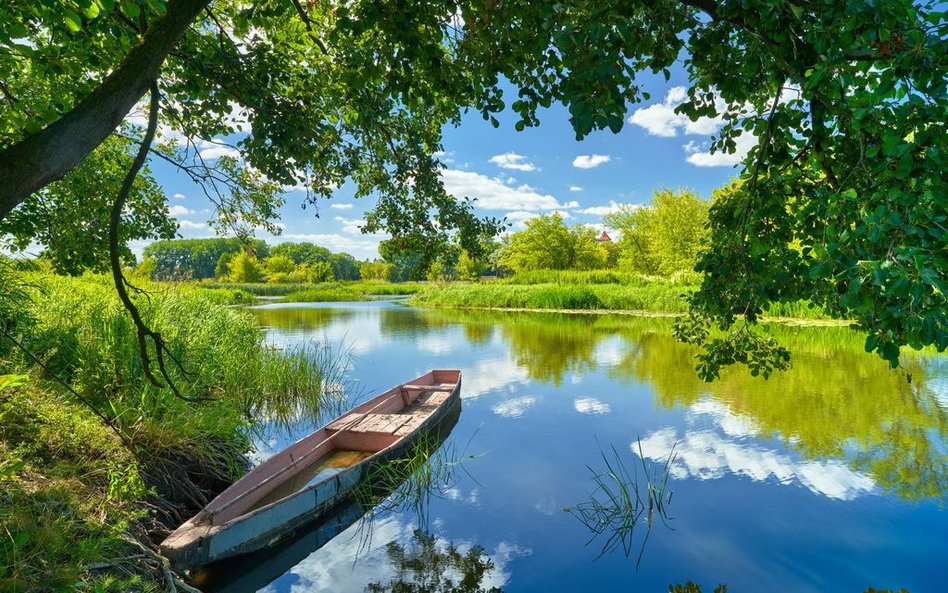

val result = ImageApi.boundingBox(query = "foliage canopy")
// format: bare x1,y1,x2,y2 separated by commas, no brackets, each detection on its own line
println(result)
498,213,608,273
604,188,710,277
0,0,944,374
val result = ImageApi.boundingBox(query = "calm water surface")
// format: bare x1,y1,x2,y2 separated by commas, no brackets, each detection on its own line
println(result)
231,301,946,593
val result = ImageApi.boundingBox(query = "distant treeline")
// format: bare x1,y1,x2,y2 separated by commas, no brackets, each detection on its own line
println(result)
140,238,362,283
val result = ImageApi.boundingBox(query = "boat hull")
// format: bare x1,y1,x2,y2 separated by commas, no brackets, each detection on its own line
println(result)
161,371,461,570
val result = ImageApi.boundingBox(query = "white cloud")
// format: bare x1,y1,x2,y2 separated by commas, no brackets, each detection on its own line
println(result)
569,186,583,192
167,205,194,217
177,220,207,230
333,216,387,238
577,201,636,216
574,397,611,415
491,396,536,418
628,86,759,168
441,169,568,212
195,137,241,161
459,357,530,399
684,132,756,167
270,515,529,593
628,86,726,138
489,152,537,172
572,154,611,169
172,193,186,200
433,149,455,164
330,203,354,210
502,209,572,230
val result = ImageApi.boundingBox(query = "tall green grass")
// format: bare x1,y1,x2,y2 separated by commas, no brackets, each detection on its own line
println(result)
502,269,700,287
283,286,368,302
0,271,348,590
202,281,313,296
202,280,425,299
409,282,693,313
410,269,835,320
283,281,425,302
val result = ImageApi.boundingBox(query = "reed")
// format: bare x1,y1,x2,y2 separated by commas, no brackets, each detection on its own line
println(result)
409,282,694,313
282,286,368,302
569,440,675,567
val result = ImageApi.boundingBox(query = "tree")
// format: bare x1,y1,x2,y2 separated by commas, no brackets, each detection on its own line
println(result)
296,261,335,283
264,254,298,277
457,249,486,281
1,0,943,375
604,188,710,276
360,260,394,282
227,251,264,283
214,251,235,280
0,0,499,253
0,134,176,275
142,238,267,280
498,213,607,273
329,253,361,281
270,243,331,266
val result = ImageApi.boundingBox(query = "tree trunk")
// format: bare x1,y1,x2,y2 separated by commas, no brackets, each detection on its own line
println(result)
0,0,211,222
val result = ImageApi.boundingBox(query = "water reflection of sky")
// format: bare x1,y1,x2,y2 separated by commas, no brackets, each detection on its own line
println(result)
238,302,947,593
638,398,877,501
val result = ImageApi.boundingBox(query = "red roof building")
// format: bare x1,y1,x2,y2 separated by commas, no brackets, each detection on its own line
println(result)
597,231,612,242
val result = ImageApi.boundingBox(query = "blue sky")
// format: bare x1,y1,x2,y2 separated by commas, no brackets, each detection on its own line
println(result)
147,68,749,260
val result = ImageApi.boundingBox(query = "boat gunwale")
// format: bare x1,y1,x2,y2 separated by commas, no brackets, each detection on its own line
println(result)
195,370,461,530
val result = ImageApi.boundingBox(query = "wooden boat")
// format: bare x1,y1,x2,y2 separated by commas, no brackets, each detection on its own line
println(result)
160,369,462,570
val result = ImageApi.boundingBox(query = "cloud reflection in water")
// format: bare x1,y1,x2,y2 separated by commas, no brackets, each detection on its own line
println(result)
637,399,876,501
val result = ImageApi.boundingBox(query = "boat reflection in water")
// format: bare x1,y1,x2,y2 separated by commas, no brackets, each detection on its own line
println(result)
192,401,463,593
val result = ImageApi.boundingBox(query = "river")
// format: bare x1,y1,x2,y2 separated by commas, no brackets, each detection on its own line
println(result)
214,300,947,593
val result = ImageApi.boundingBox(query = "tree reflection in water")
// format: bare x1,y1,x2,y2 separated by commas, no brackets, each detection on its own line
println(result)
365,530,503,593
417,309,947,503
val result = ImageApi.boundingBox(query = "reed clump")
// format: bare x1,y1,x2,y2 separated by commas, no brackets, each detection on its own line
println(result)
569,440,675,566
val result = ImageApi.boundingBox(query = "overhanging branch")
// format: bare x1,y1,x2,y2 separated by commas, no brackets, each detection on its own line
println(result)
0,0,210,222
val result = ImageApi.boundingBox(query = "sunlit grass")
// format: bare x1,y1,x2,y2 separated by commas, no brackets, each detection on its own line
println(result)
409,282,693,313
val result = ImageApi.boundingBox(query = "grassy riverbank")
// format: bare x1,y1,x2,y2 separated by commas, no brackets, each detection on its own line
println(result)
202,280,423,302
0,270,342,591
408,271,834,321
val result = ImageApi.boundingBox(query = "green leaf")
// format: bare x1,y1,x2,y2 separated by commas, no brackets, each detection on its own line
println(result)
64,9,82,32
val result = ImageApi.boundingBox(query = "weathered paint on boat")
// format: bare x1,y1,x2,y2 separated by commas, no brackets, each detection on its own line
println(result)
160,370,462,570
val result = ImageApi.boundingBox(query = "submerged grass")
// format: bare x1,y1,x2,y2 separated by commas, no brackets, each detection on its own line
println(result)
569,440,675,567
355,420,477,547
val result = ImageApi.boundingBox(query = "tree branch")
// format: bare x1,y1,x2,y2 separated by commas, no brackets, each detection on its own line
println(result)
0,0,210,222
108,82,208,403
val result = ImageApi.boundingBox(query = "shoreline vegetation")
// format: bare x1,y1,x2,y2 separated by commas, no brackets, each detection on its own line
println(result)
0,270,345,591
203,269,838,324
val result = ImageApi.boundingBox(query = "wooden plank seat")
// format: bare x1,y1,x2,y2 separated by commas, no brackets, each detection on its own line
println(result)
401,383,455,391
327,413,412,435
